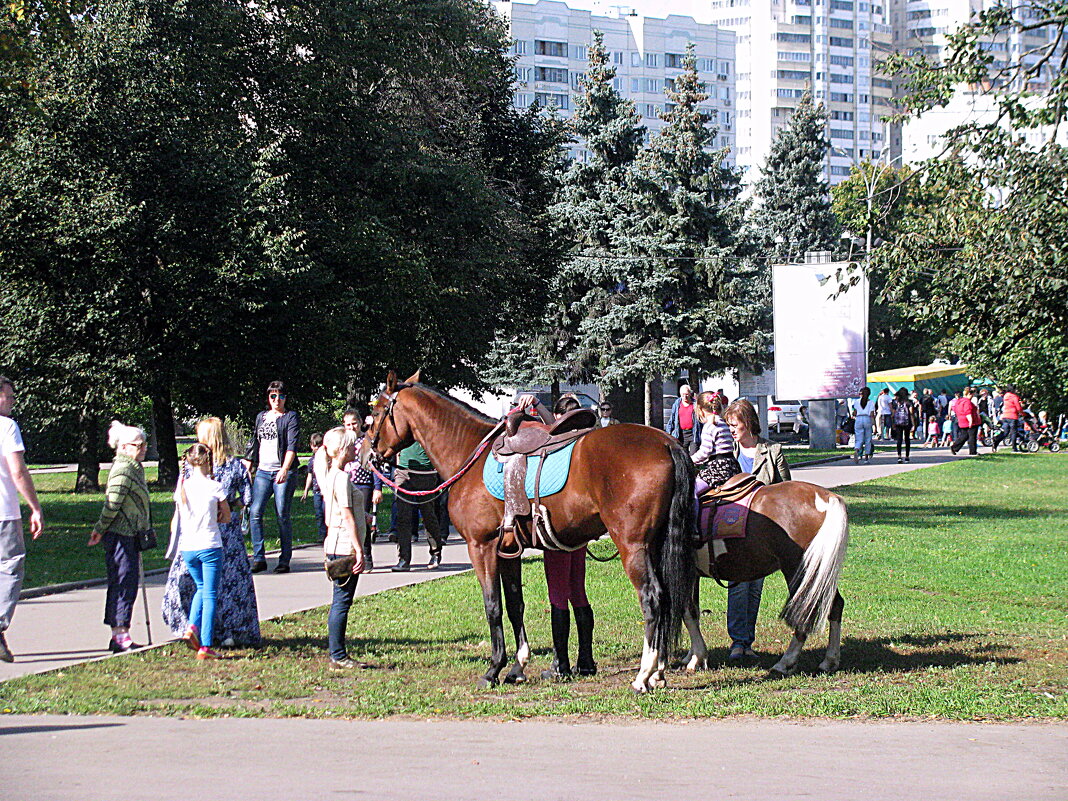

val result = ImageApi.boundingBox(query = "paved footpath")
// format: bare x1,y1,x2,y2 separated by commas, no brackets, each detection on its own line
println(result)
8,447,1062,800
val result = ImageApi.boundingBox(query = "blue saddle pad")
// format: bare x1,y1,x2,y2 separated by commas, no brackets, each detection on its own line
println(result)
483,441,578,502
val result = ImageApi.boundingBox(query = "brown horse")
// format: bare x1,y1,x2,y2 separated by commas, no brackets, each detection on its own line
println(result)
683,482,849,677
362,371,696,692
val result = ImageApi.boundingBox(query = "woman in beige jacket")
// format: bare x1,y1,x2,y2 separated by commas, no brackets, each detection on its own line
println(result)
722,399,791,663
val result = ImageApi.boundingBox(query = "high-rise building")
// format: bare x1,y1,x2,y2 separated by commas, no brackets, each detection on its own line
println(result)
890,0,1063,162
706,0,895,184
491,0,738,166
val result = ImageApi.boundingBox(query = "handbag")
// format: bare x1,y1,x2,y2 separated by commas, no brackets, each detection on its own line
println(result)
842,417,855,435
135,527,158,552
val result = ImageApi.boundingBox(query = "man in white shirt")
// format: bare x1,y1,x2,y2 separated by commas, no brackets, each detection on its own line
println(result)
875,388,892,440
0,376,44,663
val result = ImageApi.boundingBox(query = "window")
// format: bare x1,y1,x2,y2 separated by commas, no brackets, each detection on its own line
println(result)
829,36,853,47
830,54,854,66
719,60,732,74
614,52,624,65
830,109,854,120
514,66,531,82
778,69,811,80
571,72,585,90
513,92,532,108
631,78,642,93
645,53,660,67
830,128,852,139
792,14,812,23
779,51,812,61
641,103,661,118
830,165,852,175
698,57,716,71
535,66,568,83
666,53,686,69
631,52,643,67
777,88,805,97
534,92,569,109
830,73,852,83
830,0,853,9
535,40,567,57
830,17,853,28
776,32,812,43
570,44,588,60
512,40,529,56
830,91,854,102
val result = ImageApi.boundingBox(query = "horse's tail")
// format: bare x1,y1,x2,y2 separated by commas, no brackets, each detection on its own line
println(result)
647,442,698,661
780,489,849,636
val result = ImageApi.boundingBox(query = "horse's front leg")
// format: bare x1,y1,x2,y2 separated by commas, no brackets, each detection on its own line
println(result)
468,539,508,688
500,557,530,684
682,579,709,672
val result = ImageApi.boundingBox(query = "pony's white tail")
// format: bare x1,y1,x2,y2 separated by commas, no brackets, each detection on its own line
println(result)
780,492,849,636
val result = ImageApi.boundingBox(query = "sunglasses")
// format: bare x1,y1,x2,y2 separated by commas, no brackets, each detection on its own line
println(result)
269,393,286,400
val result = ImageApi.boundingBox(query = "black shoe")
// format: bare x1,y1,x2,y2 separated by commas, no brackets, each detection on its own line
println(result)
108,638,142,653
574,606,597,676
387,532,398,543
0,632,12,663
427,553,441,570
273,563,291,574
391,561,410,572
363,560,374,573
250,561,268,573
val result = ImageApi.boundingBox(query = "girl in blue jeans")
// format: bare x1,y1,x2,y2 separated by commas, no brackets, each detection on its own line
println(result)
174,444,231,660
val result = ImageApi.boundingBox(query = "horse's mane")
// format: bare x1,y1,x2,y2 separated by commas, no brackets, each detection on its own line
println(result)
413,383,496,425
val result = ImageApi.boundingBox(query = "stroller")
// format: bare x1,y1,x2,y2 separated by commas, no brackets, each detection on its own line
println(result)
1024,421,1061,453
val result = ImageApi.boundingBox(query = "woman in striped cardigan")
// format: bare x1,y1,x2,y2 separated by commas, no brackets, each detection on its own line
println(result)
89,421,151,653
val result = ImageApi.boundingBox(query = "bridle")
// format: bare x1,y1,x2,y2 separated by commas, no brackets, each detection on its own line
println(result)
367,384,505,501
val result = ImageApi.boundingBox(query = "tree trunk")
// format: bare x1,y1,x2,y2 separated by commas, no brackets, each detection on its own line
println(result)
74,410,100,493
643,378,663,428
550,378,560,408
152,384,180,488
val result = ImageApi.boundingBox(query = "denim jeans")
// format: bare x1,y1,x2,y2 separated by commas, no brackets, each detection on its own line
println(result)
854,423,873,458
327,558,360,661
994,418,1020,450
312,490,327,543
726,578,764,649
183,547,223,647
0,519,26,632
249,469,297,565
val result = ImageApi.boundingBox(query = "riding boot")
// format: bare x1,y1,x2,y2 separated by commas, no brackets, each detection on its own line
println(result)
541,605,573,681
573,605,597,676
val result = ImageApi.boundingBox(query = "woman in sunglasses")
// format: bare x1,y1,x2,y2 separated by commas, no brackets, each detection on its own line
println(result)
242,380,301,573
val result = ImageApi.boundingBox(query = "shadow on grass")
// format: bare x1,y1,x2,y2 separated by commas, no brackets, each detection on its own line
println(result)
673,632,1020,690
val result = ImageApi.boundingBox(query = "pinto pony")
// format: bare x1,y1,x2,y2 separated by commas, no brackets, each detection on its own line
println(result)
362,372,696,692
684,484,849,677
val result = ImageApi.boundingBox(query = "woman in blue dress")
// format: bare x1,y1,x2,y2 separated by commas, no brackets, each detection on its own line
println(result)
162,418,261,647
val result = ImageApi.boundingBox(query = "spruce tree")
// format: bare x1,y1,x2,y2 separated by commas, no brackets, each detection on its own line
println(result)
574,46,770,413
487,30,645,396
752,92,839,262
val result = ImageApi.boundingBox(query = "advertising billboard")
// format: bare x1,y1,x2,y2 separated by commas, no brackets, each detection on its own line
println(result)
773,262,868,400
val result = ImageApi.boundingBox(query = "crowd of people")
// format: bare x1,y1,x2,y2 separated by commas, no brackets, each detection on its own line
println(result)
844,384,1057,463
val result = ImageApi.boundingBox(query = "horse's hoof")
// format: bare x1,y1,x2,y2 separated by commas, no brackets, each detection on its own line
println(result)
630,680,650,694
685,655,708,673
478,676,499,689
767,665,796,680
818,660,839,674
503,670,527,685
650,675,667,689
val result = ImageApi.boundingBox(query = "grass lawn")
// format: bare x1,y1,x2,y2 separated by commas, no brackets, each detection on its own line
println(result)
20,468,393,588
4,452,1066,721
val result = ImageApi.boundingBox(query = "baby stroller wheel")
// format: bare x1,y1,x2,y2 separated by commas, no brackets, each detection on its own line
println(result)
1027,440,1040,453
1050,442,1061,453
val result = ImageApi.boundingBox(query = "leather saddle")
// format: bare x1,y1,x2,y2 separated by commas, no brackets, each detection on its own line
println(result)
698,472,763,507
495,408,599,457
491,407,598,558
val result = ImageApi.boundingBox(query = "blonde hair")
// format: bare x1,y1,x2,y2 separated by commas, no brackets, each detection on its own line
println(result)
179,442,215,507
196,417,233,463
322,426,357,470
108,420,146,451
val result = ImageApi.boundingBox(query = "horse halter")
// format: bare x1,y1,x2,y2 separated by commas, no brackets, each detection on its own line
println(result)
369,384,410,458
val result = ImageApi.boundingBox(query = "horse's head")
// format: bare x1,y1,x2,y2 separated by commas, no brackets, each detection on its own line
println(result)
361,369,421,467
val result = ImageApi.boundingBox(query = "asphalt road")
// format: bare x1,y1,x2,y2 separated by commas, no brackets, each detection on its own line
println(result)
1,715,1065,800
